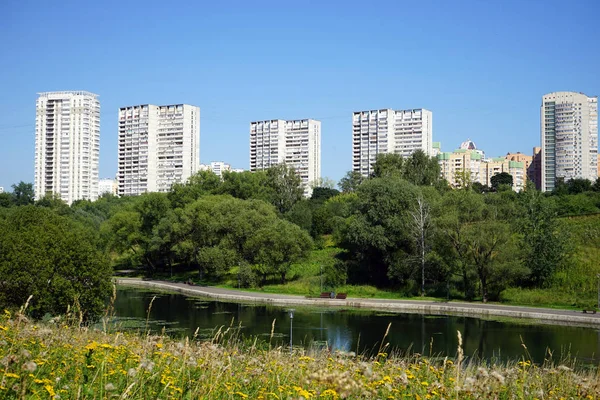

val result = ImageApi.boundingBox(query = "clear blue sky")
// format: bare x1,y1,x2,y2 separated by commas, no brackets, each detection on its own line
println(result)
1,0,599,190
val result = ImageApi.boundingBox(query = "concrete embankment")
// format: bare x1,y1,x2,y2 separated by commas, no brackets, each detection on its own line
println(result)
116,278,600,328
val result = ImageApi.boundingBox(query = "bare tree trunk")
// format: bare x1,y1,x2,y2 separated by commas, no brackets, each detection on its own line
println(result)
410,196,431,297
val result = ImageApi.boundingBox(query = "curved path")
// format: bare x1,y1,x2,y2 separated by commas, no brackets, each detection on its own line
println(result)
116,278,600,328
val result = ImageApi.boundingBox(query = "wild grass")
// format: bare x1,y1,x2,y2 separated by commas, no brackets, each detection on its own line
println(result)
1,307,600,399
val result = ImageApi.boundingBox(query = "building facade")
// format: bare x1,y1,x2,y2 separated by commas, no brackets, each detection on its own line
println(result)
199,161,244,178
117,104,200,196
250,119,321,196
541,92,598,192
437,140,525,192
352,108,432,176
438,148,483,188
480,158,525,192
98,178,117,196
34,91,100,204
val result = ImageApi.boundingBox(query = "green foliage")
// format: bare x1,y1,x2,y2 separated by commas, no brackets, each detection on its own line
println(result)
264,164,304,214
284,200,313,233
0,206,112,320
341,177,419,286
244,219,313,284
219,170,270,201
11,181,35,206
372,151,441,187
236,262,257,288
518,190,568,287
338,171,365,193
490,172,513,191
168,170,222,208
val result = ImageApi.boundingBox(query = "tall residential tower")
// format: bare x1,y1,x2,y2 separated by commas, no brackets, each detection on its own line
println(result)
250,119,321,196
541,92,598,192
34,91,100,203
117,104,200,196
352,108,432,176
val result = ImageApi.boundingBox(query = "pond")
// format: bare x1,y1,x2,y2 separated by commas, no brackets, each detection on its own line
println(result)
113,287,600,364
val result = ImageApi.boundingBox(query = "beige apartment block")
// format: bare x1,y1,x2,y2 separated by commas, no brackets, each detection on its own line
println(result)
438,149,483,188
480,158,525,191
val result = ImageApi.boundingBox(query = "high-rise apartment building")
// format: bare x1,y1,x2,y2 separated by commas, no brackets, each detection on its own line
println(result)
249,119,321,196
118,104,199,196
541,92,598,192
352,108,432,176
34,91,100,204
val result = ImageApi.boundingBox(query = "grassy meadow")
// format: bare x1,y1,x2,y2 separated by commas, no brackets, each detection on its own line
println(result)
2,307,600,399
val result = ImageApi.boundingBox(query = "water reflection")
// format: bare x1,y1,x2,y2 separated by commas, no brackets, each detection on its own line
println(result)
113,287,600,364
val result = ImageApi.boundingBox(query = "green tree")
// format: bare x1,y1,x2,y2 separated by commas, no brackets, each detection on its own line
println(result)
340,177,418,286
338,171,365,193
490,172,513,192
436,190,485,300
168,170,222,208
285,200,313,233
310,187,340,203
403,150,441,186
464,219,523,302
566,178,593,194
372,153,404,178
11,181,35,206
173,196,280,279
264,164,304,214
219,170,270,201
244,219,313,284
518,190,568,287
0,192,14,208
0,206,112,320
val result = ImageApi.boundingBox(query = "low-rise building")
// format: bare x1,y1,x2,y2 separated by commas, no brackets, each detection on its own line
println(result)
437,140,525,191
199,161,244,178
98,178,117,196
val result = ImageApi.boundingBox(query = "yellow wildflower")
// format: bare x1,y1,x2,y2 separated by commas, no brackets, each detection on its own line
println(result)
5,373,20,379
44,385,56,397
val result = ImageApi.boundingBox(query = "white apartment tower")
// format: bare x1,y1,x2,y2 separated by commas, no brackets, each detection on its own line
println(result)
352,108,433,176
34,91,100,204
250,119,321,196
118,104,199,196
541,92,598,192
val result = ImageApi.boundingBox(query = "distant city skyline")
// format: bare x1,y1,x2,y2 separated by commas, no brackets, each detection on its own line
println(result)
1,0,599,189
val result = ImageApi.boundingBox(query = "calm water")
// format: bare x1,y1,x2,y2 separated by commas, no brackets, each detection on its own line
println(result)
113,287,600,364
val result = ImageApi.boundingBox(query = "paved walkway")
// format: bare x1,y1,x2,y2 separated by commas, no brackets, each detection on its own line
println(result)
116,278,600,328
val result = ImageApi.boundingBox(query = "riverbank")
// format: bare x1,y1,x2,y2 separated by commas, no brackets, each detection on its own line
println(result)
116,278,600,328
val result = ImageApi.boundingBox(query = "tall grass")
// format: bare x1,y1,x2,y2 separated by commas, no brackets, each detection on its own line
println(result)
1,308,599,399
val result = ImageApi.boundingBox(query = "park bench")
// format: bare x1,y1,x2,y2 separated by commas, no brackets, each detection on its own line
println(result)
335,293,347,300
320,292,331,298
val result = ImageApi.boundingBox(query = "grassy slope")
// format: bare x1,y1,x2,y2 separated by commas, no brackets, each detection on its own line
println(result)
501,214,600,308
1,312,598,399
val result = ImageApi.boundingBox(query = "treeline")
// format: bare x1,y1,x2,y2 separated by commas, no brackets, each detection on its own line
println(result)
2,151,600,318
